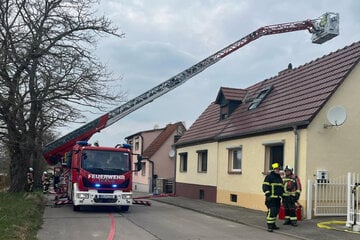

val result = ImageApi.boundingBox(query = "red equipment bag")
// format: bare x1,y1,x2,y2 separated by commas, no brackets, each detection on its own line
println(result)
278,203,302,221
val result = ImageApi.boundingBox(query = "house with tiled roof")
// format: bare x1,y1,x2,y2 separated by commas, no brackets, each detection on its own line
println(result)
174,41,360,216
126,122,186,193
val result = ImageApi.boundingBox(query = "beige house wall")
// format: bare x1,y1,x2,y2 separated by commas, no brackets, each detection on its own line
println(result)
306,63,360,179
217,130,308,211
176,142,218,187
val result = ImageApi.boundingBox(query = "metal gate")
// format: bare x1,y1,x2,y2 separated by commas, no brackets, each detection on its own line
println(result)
310,172,360,224
313,174,348,216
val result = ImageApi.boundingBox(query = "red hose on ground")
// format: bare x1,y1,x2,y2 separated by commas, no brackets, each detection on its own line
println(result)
107,213,116,240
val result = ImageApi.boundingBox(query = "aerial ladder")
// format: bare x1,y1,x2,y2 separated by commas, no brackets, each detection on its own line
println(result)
43,12,339,165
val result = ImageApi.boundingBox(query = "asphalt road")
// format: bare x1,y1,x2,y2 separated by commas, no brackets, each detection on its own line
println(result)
37,198,301,240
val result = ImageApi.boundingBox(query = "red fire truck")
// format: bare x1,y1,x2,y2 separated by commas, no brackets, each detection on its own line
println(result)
65,142,141,211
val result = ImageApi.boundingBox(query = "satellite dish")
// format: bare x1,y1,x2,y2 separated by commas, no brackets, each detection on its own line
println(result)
169,149,176,158
327,106,347,126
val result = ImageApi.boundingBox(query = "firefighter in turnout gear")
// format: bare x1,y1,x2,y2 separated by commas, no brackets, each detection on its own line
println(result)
42,171,50,193
262,163,284,232
282,165,302,226
26,167,34,192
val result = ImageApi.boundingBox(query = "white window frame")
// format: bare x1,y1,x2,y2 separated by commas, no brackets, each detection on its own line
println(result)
135,137,140,151
141,162,146,176
197,150,208,173
179,152,188,172
228,147,242,173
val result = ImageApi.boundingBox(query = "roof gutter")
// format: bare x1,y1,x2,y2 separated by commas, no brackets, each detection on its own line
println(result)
215,120,310,142
175,121,309,148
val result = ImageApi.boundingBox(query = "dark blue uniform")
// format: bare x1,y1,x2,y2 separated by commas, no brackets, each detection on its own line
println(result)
262,169,284,232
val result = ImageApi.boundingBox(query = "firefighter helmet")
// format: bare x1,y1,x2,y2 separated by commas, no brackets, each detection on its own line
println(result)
43,171,47,175
29,167,33,172
272,163,280,169
284,165,293,172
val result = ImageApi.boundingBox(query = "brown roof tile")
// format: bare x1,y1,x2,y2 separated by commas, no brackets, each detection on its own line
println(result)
176,41,360,146
215,87,246,103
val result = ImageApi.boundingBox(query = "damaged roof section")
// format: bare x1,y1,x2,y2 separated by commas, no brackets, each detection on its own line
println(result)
176,41,360,146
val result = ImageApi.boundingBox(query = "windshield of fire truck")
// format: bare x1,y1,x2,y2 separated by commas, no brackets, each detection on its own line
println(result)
81,150,130,174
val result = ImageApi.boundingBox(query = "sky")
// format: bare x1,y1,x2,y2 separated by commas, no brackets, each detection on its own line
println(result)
58,0,360,147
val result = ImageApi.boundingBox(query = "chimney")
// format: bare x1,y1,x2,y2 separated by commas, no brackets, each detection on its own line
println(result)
278,63,293,75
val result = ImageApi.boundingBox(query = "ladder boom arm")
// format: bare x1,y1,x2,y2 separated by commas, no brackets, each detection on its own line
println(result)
42,12,339,165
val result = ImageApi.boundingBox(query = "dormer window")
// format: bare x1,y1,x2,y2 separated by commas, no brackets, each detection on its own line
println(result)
220,104,229,120
215,87,245,120
248,86,273,110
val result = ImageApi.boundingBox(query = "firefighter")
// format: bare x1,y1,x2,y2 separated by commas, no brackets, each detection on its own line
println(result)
262,162,284,232
26,167,34,192
53,168,60,192
42,171,50,193
282,165,302,226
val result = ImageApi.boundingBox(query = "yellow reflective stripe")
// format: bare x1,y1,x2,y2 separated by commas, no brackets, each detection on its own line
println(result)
271,183,283,187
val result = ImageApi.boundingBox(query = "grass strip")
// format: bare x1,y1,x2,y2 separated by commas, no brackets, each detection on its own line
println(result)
0,191,44,240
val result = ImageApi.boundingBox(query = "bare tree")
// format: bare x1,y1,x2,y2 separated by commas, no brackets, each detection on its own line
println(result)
0,0,125,192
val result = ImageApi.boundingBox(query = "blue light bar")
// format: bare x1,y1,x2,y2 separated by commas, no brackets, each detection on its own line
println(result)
112,184,118,188
123,143,132,149
76,141,88,146
119,143,132,149
95,183,101,187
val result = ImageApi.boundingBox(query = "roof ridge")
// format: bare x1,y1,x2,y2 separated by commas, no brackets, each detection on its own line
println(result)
244,41,360,91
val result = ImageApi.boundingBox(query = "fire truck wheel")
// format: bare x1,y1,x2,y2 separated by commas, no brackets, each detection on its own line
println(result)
120,206,129,212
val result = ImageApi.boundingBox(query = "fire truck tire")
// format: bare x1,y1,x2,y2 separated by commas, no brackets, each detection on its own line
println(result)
120,206,129,212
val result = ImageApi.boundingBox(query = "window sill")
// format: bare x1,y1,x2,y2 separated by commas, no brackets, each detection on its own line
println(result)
228,171,242,175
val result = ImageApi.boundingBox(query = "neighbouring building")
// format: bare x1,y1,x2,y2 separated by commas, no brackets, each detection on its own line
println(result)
126,122,186,193
174,41,360,216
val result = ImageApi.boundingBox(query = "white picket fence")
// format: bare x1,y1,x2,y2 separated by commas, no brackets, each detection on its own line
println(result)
308,172,360,227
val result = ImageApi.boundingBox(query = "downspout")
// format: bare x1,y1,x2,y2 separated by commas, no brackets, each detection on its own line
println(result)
140,134,144,154
293,126,299,175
